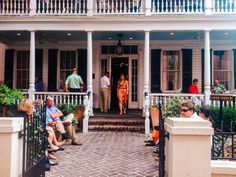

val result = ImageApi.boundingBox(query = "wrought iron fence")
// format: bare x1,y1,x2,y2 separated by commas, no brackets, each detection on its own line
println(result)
211,121,236,160
22,104,47,177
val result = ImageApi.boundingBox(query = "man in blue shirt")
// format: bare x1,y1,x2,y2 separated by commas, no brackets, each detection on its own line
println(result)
46,96,82,145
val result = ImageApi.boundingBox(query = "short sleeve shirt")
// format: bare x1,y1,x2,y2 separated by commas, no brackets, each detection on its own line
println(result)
65,74,84,89
101,75,110,89
46,106,61,122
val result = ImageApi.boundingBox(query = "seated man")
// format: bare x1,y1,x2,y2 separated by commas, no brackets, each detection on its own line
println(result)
46,96,82,145
211,79,226,94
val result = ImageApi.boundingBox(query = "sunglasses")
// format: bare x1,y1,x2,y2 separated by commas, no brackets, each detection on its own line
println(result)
181,109,189,112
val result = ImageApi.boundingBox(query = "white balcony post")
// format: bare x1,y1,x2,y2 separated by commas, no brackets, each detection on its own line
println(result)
29,31,35,101
87,31,93,115
29,0,36,16
205,0,213,15
144,30,150,134
204,30,211,105
87,0,94,16
145,0,151,16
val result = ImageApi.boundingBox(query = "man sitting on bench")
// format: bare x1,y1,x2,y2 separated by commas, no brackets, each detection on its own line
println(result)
46,96,82,146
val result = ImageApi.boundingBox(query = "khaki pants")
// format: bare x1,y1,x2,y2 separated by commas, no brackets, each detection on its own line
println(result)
100,88,109,112
54,113,76,141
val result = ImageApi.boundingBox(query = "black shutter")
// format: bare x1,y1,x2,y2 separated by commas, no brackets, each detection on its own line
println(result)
182,49,192,93
233,49,236,89
151,49,161,93
4,49,14,89
201,49,212,93
36,49,43,78
77,49,87,87
48,49,58,91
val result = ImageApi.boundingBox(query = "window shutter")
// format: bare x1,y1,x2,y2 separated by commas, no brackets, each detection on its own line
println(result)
151,49,161,93
4,49,14,89
182,49,192,93
77,49,87,87
48,49,58,91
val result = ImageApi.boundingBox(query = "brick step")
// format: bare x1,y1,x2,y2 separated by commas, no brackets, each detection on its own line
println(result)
88,117,145,133
89,118,144,126
88,125,145,132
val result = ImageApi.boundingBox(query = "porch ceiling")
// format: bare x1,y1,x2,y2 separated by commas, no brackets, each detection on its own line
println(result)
0,30,235,43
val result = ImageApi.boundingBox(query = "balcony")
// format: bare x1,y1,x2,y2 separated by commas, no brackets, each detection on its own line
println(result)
0,0,236,16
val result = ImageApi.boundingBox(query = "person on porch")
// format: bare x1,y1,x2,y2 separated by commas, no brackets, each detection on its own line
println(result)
65,68,84,92
46,96,82,145
117,73,129,115
211,79,226,94
100,71,110,113
188,79,199,94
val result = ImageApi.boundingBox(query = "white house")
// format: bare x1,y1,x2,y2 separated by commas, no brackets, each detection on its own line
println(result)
0,0,236,111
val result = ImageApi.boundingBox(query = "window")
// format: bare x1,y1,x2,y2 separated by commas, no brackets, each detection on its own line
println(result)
16,51,29,89
162,51,180,91
60,51,76,90
213,50,232,90
131,59,138,102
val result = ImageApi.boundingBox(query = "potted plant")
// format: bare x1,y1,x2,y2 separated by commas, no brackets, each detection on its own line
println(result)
0,84,23,116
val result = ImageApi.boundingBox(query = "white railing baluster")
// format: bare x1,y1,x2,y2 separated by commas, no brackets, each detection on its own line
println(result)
46,0,49,14
66,0,69,14
161,0,164,12
170,0,173,12
10,0,13,14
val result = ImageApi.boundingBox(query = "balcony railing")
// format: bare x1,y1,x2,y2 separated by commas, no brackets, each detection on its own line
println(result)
1,0,236,16
213,0,236,14
94,0,145,15
151,0,204,14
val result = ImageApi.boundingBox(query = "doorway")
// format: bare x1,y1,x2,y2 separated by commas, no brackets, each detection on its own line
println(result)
110,57,129,110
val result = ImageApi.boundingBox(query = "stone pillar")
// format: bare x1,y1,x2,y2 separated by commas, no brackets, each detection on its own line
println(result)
145,0,151,16
87,31,93,115
144,30,150,134
204,30,211,105
165,117,214,177
205,0,213,15
28,31,35,100
0,118,24,177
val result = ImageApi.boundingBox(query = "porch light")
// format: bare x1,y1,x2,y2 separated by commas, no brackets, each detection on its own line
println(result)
67,33,71,36
224,32,228,35
129,37,133,40
108,37,112,40
116,33,123,55
17,33,21,36
170,32,174,35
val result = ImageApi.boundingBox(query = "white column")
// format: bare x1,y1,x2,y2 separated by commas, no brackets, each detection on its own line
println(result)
204,30,211,105
145,0,151,16
28,31,35,100
144,30,150,134
87,0,94,16
29,0,36,16
87,31,93,115
205,0,213,15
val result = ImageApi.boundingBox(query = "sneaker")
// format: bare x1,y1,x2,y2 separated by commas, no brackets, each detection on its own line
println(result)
49,159,59,166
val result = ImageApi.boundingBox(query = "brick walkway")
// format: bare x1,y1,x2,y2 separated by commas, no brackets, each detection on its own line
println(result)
46,132,158,177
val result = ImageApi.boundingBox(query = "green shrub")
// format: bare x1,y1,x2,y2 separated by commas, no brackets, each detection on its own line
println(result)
163,98,188,118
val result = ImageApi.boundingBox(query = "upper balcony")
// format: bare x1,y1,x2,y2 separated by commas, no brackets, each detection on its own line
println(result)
0,0,235,16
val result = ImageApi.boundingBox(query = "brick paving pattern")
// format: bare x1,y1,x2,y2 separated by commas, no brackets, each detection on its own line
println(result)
46,132,158,177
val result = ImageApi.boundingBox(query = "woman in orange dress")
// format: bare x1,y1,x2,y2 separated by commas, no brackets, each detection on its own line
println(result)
117,74,129,115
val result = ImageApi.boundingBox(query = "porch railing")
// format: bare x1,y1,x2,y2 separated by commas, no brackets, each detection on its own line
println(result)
149,93,205,109
23,91,87,106
151,0,204,14
213,0,236,14
94,0,145,15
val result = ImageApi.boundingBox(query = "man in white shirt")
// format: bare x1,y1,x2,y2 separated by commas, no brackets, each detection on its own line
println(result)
100,72,110,112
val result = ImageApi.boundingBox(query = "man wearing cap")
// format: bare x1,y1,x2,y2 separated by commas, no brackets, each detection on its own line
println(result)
65,68,84,92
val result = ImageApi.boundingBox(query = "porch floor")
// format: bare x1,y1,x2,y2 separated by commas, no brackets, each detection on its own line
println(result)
46,132,158,177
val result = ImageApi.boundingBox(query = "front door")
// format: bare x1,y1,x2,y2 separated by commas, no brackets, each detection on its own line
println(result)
110,57,129,110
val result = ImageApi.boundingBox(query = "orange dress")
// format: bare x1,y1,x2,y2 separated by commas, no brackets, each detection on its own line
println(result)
117,80,128,102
